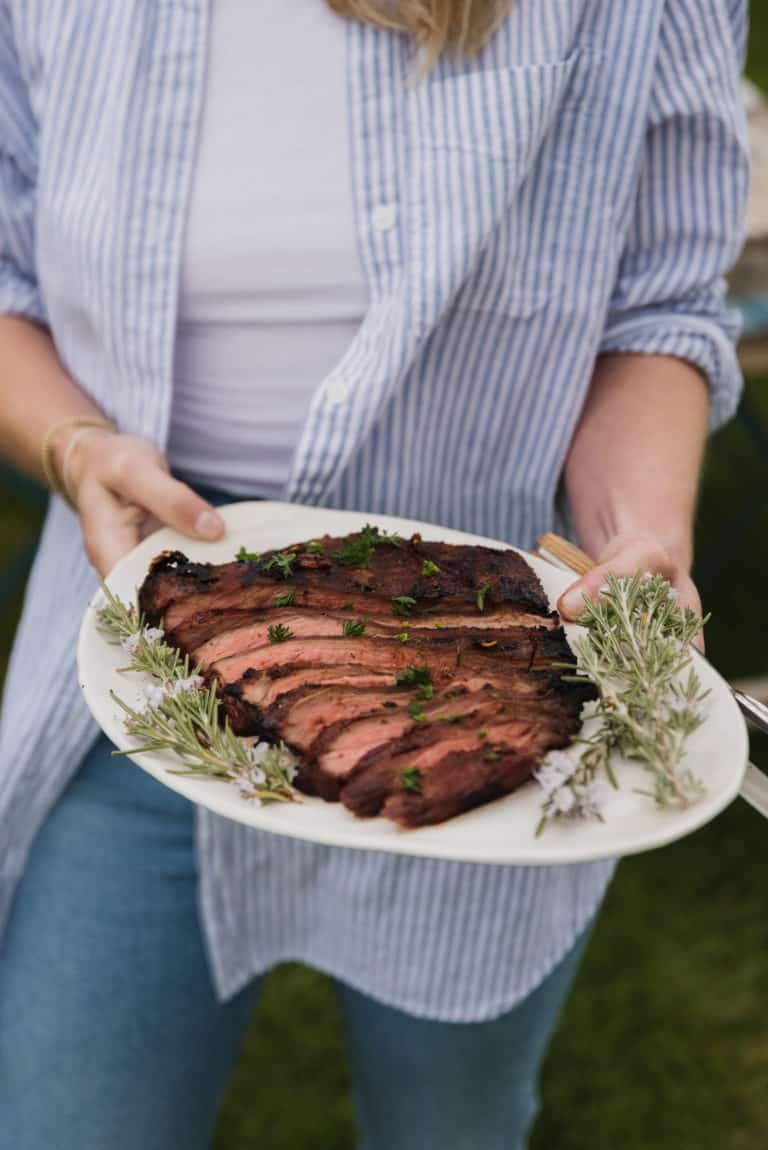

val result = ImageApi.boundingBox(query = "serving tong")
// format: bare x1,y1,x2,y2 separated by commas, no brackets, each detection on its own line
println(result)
534,532,768,821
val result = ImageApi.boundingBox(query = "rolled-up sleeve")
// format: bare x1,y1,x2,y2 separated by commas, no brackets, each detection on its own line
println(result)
599,0,750,430
0,2,45,324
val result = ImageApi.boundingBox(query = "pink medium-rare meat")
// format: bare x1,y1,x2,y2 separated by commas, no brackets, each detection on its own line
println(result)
298,690,492,799
221,665,398,733
171,604,559,656
193,611,560,668
210,628,569,689
264,685,406,752
341,707,572,822
294,685,580,799
138,527,595,826
195,613,357,666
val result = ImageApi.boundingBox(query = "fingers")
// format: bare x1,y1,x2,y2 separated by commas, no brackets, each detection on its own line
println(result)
556,535,705,651
558,538,677,620
110,455,225,542
79,482,144,576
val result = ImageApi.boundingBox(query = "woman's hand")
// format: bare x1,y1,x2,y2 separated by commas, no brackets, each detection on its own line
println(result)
556,530,704,650
62,429,226,576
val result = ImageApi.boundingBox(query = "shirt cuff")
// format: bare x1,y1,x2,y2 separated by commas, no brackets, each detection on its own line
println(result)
0,261,47,327
599,312,744,431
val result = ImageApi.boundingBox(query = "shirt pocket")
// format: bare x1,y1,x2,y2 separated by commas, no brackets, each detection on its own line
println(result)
404,49,615,324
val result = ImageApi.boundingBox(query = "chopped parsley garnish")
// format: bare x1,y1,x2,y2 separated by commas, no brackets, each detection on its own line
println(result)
235,545,260,562
306,540,325,554
421,559,441,577
484,750,500,761
395,665,432,687
478,729,488,739
342,619,366,637
267,623,293,644
476,582,491,611
334,524,403,568
407,700,426,722
417,683,434,701
400,767,423,794
395,632,410,644
341,603,354,612
262,551,296,580
273,589,296,608
437,713,466,724
392,595,418,618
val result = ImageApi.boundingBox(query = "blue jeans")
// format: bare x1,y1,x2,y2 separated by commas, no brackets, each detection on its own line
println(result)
0,735,589,1150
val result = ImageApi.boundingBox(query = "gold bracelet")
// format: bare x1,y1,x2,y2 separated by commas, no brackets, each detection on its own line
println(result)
41,416,116,509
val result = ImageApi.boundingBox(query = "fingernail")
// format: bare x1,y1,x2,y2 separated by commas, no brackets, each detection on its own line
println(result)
559,588,585,617
195,510,224,539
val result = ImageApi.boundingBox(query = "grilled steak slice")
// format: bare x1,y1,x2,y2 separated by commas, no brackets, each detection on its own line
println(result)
221,665,397,734
195,613,357,666
340,712,508,818
140,534,552,633
170,604,558,655
262,685,406,752
296,689,488,799
193,611,559,668
297,680,581,796
210,627,570,688
383,746,533,827
341,705,574,820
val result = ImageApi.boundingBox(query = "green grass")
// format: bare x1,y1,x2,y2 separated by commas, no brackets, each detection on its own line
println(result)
747,1,768,93
2,12,768,1146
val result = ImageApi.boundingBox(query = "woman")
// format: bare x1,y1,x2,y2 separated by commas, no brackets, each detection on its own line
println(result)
0,1,748,1147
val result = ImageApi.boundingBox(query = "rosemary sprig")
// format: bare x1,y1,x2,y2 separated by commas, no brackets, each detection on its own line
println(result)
235,545,260,562
267,623,293,644
262,551,296,579
476,583,491,611
395,665,432,688
97,583,297,804
407,700,426,722
342,619,367,637
400,767,423,794
536,572,708,833
334,524,403,568
273,589,296,608
112,689,297,803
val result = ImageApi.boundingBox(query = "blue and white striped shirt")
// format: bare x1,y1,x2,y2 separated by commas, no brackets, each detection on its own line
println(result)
0,0,748,1016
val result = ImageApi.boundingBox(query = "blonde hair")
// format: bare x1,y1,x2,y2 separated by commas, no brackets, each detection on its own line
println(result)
326,1,513,71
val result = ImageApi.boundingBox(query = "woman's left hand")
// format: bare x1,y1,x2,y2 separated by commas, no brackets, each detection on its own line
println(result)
555,531,704,651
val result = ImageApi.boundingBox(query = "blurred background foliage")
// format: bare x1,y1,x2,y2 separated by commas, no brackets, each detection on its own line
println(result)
0,7,767,1149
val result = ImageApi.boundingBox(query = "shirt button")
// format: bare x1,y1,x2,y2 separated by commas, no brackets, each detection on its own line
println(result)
371,203,396,233
326,378,350,406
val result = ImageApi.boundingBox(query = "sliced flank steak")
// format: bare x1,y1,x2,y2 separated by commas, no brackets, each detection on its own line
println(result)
138,526,593,826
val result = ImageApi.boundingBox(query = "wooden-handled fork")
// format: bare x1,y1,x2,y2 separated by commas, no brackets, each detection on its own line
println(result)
534,532,768,820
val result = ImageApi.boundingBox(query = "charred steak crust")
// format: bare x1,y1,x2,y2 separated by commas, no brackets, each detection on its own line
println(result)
138,530,594,825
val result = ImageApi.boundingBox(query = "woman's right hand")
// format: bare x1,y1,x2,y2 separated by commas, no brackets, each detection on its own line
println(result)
61,429,226,576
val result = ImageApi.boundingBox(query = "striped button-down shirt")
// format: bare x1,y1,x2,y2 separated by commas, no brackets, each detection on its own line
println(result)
0,0,748,1016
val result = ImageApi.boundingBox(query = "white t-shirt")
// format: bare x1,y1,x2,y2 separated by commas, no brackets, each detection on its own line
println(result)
168,0,368,497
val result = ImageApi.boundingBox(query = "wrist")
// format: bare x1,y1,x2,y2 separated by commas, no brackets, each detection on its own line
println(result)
43,416,116,507
572,499,694,573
